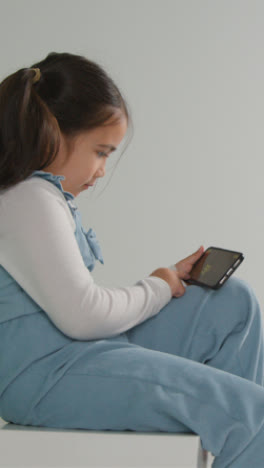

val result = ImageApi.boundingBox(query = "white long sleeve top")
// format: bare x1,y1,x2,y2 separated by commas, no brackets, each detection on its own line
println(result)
0,176,172,340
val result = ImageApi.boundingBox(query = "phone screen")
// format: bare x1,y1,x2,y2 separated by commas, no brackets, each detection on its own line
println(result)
189,247,243,288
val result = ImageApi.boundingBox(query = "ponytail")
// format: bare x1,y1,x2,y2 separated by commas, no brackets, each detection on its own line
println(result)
0,66,60,190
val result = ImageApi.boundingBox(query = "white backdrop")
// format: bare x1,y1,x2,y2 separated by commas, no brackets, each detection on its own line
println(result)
1,0,264,315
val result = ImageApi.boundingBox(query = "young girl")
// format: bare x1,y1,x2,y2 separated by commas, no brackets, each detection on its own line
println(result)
0,52,264,468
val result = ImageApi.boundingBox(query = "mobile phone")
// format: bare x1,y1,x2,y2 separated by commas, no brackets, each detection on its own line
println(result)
185,247,244,290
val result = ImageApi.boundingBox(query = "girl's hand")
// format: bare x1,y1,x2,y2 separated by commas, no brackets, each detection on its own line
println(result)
149,246,205,298
174,246,205,282
149,268,186,298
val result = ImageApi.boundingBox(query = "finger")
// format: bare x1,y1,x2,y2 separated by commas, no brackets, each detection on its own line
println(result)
178,269,192,279
188,246,204,263
178,250,198,265
174,289,186,298
173,281,186,298
175,246,204,273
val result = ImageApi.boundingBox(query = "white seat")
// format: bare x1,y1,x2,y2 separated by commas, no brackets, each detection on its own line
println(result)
0,417,211,467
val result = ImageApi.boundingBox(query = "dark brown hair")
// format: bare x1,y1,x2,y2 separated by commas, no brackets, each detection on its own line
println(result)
0,52,132,190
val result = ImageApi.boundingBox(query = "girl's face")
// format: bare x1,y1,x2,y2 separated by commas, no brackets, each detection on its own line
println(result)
43,115,128,197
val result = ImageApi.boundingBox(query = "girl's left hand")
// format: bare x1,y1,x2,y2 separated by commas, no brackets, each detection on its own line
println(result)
174,246,205,282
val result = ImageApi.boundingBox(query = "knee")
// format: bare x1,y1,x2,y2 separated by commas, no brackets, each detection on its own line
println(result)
225,276,262,324
228,276,257,302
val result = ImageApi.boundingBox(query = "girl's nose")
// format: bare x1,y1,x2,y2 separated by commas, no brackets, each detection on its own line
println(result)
96,164,106,178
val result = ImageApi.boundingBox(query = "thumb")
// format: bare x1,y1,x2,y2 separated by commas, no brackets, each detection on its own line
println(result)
189,245,205,264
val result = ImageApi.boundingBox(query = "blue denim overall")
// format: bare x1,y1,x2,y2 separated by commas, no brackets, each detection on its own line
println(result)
1,170,264,468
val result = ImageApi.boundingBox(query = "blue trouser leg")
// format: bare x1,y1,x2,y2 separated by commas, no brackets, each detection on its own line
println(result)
126,276,264,467
127,277,264,386
12,333,264,468
2,277,264,467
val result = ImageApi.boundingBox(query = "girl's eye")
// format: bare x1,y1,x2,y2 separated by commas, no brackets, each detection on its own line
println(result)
97,151,108,158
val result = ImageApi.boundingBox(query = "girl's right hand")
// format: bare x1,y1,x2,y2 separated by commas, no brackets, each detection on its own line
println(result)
149,267,186,298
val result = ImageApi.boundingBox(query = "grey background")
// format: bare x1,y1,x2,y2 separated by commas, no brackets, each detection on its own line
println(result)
1,0,264,317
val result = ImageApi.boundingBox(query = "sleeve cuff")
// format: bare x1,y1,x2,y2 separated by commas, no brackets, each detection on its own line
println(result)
140,276,172,312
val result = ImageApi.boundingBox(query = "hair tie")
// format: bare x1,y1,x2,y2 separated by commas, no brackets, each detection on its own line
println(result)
31,68,41,84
